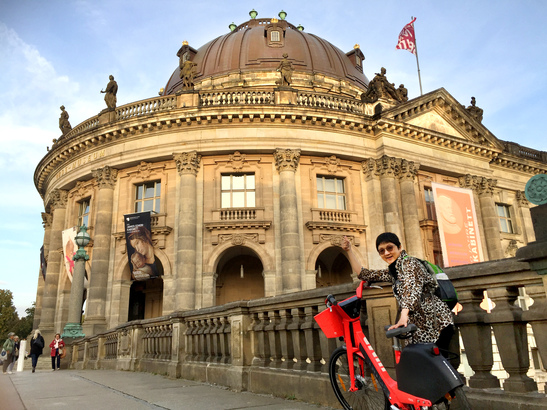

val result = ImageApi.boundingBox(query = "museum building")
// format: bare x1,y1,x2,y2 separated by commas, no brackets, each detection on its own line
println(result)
33,12,547,340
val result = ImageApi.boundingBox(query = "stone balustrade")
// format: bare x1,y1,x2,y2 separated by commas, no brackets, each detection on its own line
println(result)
68,257,547,409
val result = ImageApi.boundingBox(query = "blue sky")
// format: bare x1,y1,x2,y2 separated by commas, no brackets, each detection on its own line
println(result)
1,0,546,315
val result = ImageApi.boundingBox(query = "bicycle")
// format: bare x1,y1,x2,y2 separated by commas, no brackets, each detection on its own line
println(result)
314,281,471,409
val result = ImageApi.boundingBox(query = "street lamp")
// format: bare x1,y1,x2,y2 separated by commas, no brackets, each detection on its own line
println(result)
62,225,90,341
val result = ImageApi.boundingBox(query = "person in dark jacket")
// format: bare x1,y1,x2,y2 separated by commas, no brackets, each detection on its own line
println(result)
29,329,45,373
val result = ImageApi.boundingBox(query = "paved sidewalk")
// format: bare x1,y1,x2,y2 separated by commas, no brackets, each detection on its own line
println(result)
0,369,334,410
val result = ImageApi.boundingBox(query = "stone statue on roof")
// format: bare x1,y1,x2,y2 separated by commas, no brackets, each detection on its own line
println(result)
361,67,402,104
101,75,118,110
276,53,293,87
466,97,483,122
59,105,72,136
180,59,198,89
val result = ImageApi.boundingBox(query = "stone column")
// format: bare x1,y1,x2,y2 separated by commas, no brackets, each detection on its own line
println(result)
40,189,68,339
377,155,403,239
516,191,535,243
84,166,118,336
34,212,52,329
274,148,301,293
173,151,201,310
398,159,424,258
459,175,503,260
362,159,385,269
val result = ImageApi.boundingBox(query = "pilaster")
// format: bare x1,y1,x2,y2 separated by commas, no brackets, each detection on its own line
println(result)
376,155,403,240
398,159,424,258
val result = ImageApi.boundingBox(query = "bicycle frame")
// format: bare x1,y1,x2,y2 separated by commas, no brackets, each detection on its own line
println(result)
315,281,433,409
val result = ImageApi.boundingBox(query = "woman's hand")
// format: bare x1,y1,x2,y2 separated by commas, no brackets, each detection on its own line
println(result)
341,236,352,252
388,309,409,330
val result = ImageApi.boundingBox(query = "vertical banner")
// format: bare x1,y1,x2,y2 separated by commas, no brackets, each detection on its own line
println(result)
62,227,78,281
40,246,47,280
124,212,159,281
431,183,484,267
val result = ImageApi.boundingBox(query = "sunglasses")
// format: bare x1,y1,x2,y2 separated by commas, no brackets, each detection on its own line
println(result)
377,244,397,255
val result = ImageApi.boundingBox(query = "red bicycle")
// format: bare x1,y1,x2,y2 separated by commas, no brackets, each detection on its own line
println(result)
315,281,471,409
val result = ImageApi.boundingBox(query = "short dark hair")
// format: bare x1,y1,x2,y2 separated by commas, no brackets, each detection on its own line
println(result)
375,232,401,250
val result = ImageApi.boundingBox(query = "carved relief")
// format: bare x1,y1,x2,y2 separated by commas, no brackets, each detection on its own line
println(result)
375,155,399,178
174,151,201,176
319,234,346,246
458,174,497,195
92,165,118,189
274,148,300,172
136,161,153,179
50,189,68,210
228,151,247,171
458,174,478,191
325,155,341,174
361,158,377,179
218,233,259,245
516,190,529,207
505,240,518,258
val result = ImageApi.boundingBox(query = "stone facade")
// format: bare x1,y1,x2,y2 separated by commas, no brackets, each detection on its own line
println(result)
33,15,547,343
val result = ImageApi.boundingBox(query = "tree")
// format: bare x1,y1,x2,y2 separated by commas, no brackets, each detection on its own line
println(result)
12,303,35,339
0,289,19,341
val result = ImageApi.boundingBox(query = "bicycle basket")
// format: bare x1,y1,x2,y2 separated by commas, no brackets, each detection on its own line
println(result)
314,307,344,338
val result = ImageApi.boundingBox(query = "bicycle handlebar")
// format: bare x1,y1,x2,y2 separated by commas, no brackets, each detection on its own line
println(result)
384,323,417,339
325,294,337,307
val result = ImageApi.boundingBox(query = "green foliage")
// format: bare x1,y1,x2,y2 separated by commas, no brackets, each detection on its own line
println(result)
0,290,35,341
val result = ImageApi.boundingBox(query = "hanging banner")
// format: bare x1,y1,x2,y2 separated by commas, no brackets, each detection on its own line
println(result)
62,227,78,281
431,183,484,267
124,212,159,281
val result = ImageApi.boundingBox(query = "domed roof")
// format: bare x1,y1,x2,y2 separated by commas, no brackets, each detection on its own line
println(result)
163,17,369,95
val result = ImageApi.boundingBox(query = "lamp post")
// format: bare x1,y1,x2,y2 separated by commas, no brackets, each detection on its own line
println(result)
61,225,90,341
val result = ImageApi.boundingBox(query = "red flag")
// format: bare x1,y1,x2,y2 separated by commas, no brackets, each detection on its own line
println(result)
396,18,417,55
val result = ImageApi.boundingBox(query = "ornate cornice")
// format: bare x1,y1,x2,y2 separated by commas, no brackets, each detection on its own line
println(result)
173,151,201,176
204,221,272,231
305,221,367,233
92,165,118,189
274,148,300,172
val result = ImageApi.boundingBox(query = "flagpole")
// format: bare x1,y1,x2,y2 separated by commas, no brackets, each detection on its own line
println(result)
412,16,423,96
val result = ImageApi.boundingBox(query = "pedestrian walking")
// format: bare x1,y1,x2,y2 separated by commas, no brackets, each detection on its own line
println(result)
2,332,15,374
29,329,45,373
6,335,20,373
49,333,65,371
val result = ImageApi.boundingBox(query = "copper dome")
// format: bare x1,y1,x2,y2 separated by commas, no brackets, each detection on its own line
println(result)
163,18,369,95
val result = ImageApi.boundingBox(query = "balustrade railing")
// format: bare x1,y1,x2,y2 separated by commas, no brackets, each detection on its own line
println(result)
117,96,177,120
297,92,364,114
200,91,275,106
68,257,546,408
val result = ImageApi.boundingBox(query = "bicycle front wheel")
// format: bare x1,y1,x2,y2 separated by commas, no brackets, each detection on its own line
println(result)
328,346,389,410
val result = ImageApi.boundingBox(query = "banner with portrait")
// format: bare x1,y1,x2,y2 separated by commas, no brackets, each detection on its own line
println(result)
124,212,159,281
431,183,484,267
62,227,78,282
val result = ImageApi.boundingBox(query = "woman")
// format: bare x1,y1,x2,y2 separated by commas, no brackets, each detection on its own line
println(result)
128,226,158,278
29,329,45,373
2,332,15,374
6,335,19,373
342,233,454,352
49,333,65,371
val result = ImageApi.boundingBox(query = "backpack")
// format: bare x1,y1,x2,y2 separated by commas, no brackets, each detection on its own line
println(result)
403,256,459,310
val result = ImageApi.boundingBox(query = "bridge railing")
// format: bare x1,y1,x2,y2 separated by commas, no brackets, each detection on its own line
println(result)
68,257,547,408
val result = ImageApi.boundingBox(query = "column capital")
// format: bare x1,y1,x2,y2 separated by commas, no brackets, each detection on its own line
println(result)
41,212,52,229
458,174,479,190
458,174,497,195
49,189,68,210
174,151,201,176
361,158,377,179
92,165,118,189
274,148,300,172
376,155,399,178
516,190,529,207
398,159,420,181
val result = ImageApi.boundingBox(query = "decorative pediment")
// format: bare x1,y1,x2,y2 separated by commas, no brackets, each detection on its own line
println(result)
382,88,505,151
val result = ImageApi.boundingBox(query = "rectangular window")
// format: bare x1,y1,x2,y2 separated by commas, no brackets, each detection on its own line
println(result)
497,204,514,233
271,31,280,42
221,174,255,208
78,199,90,227
135,181,161,213
424,188,437,220
316,176,346,210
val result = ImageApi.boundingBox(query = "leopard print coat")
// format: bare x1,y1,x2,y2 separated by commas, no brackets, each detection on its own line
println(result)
358,250,453,344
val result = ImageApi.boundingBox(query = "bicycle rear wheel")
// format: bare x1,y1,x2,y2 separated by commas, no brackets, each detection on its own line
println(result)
328,346,389,410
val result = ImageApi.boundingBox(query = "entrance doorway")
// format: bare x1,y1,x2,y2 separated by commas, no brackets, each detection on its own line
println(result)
315,246,353,287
